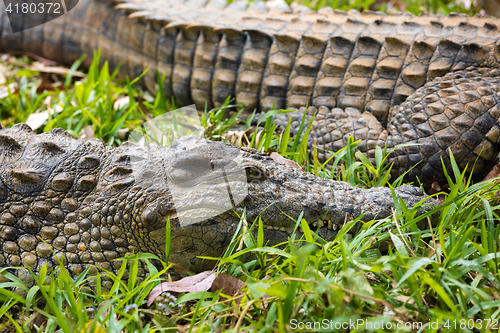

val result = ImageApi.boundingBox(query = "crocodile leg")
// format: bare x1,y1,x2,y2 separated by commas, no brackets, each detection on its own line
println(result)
304,68,500,188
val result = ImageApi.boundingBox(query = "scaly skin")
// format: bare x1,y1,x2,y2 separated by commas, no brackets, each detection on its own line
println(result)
2,0,500,187
0,125,436,288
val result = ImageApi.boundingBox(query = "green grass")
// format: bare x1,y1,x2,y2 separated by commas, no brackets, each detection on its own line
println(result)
294,0,481,15
0,0,498,331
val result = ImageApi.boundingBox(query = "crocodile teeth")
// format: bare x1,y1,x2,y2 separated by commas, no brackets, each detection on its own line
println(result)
312,219,327,228
263,225,286,231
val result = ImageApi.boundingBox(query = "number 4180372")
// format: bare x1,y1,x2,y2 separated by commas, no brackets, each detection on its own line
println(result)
5,2,61,14
442,319,498,330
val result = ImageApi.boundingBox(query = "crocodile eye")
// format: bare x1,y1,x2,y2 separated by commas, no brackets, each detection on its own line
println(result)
245,167,265,182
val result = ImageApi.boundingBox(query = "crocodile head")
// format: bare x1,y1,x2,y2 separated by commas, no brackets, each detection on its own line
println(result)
0,123,437,279
113,136,436,272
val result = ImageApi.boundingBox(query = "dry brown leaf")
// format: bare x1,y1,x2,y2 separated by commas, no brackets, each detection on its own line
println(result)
148,271,216,306
0,64,7,85
25,104,63,131
222,130,247,146
211,273,244,296
37,80,66,93
117,128,129,140
9,51,59,66
270,152,302,171
0,82,18,99
483,164,500,181
211,273,245,307
428,182,448,204
429,182,442,195
395,295,415,305
29,61,86,77
114,96,130,110
26,112,50,131
79,125,95,139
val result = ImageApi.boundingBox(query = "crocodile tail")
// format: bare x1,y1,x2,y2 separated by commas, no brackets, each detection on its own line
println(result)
306,66,500,189
0,0,167,92
313,68,500,189
0,0,284,108
0,0,94,64
1,0,499,119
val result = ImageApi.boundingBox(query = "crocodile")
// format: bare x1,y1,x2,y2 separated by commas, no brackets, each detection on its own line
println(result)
0,124,436,288
2,0,500,188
